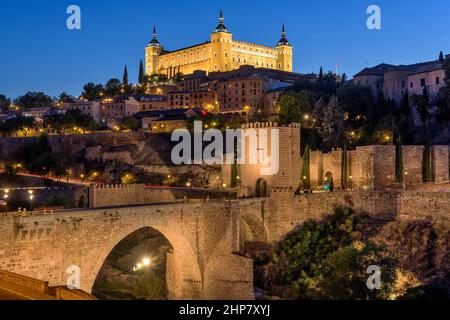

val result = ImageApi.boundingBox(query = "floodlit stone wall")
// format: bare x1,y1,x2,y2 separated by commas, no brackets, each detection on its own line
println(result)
0,200,253,300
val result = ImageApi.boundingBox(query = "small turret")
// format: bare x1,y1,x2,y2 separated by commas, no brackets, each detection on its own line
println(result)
149,26,161,46
277,24,290,46
214,10,229,33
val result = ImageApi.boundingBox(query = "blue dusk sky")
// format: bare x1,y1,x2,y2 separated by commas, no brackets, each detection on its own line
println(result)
0,0,449,99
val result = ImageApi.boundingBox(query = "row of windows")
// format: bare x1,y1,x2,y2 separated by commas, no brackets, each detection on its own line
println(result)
410,77,440,89
223,82,262,89
222,89,262,96
170,93,216,100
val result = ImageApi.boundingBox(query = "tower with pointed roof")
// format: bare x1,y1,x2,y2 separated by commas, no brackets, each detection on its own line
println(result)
275,25,293,72
145,26,164,75
210,10,233,72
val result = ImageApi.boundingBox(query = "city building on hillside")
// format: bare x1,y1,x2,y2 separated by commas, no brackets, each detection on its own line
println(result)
178,65,308,114
135,94,170,111
217,76,266,113
354,55,448,105
145,11,293,77
135,108,202,132
145,84,178,95
64,100,101,123
21,107,51,119
100,95,141,123
168,91,218,111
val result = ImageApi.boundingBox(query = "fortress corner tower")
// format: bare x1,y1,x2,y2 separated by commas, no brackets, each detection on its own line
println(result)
145,11,294,77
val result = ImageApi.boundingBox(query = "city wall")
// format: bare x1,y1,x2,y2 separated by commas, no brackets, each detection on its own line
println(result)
0,132,147,160
238,189,450,243
88,184,236,208
310,145,449,191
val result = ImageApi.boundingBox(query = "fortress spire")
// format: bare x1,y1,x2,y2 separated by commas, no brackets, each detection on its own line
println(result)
214,9,228,33
277,24,290,46
149,25,160,46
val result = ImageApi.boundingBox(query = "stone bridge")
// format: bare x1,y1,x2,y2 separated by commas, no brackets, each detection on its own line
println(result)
0,200,254,300
1,190,448,300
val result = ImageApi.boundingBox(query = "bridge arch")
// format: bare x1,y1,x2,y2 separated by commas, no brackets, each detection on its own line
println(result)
239,212,269,252
85,219,203,300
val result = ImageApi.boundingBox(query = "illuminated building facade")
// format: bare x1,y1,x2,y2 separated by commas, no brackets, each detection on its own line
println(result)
145,11,293,77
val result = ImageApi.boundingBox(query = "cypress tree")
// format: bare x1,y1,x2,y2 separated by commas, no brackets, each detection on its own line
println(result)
341,144,348,190
422,139,432,183
231,162,238,188
395,136,404,184
301,145,311,191
439,51,444,63
123,65,129,86
138,60,145,84
319,67,323,79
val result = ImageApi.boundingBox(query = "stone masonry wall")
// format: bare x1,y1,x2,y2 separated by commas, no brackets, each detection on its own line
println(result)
0,200,254,300
239,189,450,243
309,145,449,191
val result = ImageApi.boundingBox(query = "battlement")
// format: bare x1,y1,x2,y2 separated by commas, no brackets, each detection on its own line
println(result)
241,122,300,129
270,186,295,193
93,184,147,189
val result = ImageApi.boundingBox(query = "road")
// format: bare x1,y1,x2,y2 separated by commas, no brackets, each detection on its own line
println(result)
0,171,94,186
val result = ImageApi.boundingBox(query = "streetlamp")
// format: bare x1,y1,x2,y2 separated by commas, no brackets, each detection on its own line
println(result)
28,190,35,211
403,171,409,190
4,188,10,200
133,257,152,272
2,189,9,212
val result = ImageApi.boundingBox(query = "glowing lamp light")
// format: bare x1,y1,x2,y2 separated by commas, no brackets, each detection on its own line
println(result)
143,258,151,266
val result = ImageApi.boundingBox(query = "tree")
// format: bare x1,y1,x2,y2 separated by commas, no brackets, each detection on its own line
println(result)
411,87,430,125
422,138,432,183
105,79,121,96
341,73,347,83
123,65,129,86
337,83,374,127
319,66,323,79
399,92,410,117
139,60,145,84
395,136,404,184
279,91,315,125
341,144,348,189
69,109,96,133
231,162,238,188
279,92,301,124
301,145,311,191
313,96,347,149
0,115,35,137
439,51,444,63
123,117,138,131
14,92,53,109
58,92,75,104
82,83,104,101
0,95,10,112
256,207,398,300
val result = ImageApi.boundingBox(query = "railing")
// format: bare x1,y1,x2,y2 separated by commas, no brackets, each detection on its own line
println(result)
0,269,50,294
0,209,58,218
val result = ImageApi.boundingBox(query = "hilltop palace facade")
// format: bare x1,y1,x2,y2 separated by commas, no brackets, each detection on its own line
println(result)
145,11,293,77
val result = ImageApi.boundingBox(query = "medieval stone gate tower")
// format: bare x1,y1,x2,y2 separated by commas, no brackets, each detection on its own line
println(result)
238,122,302,197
